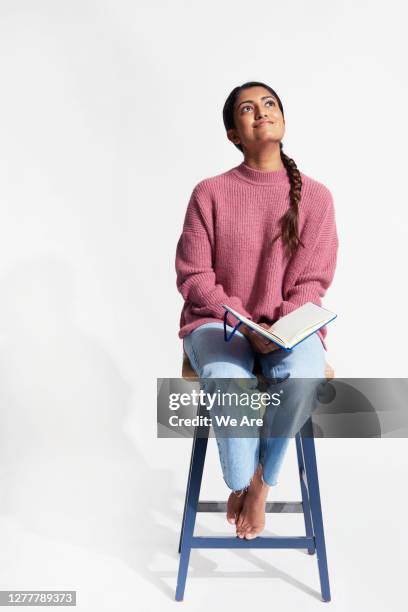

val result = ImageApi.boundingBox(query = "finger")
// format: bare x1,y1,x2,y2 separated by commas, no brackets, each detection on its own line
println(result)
257,342,270,354
262,342,276,353
254,337,268,350
252,335,272,353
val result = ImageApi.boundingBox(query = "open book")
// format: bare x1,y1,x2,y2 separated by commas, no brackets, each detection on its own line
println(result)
222,302,337,350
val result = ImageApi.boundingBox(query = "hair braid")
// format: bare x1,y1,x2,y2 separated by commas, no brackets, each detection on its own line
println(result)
271,142,305,259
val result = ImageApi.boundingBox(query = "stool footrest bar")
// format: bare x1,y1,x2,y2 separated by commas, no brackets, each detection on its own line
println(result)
197,501,304,513
190,536,315,548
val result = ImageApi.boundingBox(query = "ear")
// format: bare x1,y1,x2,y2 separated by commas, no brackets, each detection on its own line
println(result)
227,128,240,146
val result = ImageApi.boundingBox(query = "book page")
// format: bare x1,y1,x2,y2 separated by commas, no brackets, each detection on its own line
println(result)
269,302,336,345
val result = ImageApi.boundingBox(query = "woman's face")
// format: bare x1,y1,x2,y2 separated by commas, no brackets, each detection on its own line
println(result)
228,86,285,152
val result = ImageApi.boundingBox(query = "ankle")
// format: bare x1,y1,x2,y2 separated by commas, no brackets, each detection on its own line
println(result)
248,464,270,496
259,465,270,489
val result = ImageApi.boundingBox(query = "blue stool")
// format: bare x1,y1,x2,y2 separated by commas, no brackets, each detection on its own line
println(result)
176,351,333,602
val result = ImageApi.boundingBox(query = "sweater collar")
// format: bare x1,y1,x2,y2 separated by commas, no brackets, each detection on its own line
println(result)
231,161,289,186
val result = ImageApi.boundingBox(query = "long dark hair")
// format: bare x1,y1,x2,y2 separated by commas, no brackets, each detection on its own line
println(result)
222,81,305,258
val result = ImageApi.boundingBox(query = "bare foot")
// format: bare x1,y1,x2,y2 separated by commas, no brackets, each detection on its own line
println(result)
226,489,247,524
235,464,270,539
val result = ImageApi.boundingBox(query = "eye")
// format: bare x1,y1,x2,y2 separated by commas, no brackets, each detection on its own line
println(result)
265,99,275,106
241,105,253,113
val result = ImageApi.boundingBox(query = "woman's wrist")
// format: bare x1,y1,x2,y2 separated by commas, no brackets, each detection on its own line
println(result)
239,324,252,338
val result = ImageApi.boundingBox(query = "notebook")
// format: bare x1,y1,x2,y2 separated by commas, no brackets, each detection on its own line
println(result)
222,301,337,350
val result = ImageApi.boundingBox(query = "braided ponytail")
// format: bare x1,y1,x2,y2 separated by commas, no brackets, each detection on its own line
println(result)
272,142,305,259
222,81,305,260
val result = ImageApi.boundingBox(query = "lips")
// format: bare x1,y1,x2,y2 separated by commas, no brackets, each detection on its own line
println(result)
254,120,273,128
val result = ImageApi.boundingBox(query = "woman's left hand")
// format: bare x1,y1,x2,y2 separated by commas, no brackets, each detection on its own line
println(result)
242,322,280,354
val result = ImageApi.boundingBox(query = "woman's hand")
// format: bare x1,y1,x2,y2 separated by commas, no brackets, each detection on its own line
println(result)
240,322,280,354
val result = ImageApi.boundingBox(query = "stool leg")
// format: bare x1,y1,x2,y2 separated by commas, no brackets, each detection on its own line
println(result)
175,417,209,601
295,432,315,555
178,427,198,554
301,418,331,602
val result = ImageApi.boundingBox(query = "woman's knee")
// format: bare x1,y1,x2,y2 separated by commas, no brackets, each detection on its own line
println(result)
273,334,326,379
292,338,326,378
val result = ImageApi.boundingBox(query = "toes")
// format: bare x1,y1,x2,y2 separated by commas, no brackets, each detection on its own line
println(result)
227,493,241,525
226,503,235,524
244,523,265,539
235,515,244,530
242,524,254,539
237,524,246,537
236,521,248,538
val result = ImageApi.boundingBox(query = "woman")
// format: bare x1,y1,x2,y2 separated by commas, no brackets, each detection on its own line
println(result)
175,81,339,540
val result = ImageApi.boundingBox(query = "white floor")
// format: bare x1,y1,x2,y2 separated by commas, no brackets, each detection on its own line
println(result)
0,438,407,611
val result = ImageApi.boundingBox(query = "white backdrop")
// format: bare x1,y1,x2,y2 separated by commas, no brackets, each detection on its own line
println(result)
0,1,407,610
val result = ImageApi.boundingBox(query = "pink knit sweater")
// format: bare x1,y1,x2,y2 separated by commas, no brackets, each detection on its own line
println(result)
175,161,339,352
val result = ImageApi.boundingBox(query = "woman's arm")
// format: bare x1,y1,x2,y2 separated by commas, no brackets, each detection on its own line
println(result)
175,185,253,321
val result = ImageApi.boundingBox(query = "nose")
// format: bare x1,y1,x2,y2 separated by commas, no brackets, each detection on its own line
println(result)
255,108,268,120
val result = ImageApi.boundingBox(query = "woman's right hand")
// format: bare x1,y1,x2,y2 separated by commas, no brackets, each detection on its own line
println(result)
240,323,280,354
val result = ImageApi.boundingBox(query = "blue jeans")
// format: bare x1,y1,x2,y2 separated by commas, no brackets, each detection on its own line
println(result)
183,322,326,491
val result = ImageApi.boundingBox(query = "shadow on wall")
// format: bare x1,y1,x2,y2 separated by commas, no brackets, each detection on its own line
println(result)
0,254,192,598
